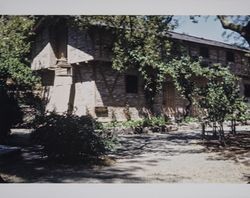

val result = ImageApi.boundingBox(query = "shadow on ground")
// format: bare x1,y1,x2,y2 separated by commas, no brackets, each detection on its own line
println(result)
0,130,249,183
0,131,203,183
200,131,250,163
113,131,205,159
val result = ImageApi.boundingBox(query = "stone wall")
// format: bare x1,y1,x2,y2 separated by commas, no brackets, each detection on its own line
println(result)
42,61,152,121
72,61,147,121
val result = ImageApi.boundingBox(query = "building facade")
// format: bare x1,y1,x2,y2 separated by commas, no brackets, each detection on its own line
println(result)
31,18,250,121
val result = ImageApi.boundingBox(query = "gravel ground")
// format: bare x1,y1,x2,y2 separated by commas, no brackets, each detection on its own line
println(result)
0,129,249,183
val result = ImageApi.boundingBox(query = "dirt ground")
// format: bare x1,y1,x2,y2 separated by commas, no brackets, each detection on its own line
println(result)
0,128,249,183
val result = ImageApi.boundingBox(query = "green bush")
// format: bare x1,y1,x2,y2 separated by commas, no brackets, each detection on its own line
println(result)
31,113,115,162
142,116,167,127
122,120,144,128
183,116,199,123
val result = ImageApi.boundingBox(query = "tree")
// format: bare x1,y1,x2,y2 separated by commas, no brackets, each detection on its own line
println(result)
217,15,250,47
198,64,246,142
0,16,38,88
167,56,204,118
0,16,39,141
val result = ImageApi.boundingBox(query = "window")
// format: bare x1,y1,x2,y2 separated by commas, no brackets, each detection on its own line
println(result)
125,75,138,94
200,47,209,58
226,51,235,62
244,84,250,98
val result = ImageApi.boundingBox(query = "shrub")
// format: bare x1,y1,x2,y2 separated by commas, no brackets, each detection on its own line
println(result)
31,113,115,162
142,116,167,127
183,116,199,123
122,120,144,128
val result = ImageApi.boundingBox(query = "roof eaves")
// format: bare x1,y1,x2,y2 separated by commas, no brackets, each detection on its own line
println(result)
168,31,250,53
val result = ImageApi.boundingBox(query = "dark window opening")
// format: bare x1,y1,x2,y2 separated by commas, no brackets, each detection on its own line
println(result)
125,75,138,94
200,47,209,58
226,51,235,62
244,84,250,97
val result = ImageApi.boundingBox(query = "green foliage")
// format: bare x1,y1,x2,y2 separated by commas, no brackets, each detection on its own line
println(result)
183,116,199,123
0,16,39,89
103,116,170,130
0,16,41,133
31,113,116,162
111,16,174,110
122,119,144,128
142,116,168,127
167,56,204,117
166,56,246,126
198,64,246,124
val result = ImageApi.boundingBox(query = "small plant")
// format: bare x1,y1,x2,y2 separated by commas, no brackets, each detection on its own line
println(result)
122,120,144,128
31,113,116,162
183,116,199,123
142,116,169,127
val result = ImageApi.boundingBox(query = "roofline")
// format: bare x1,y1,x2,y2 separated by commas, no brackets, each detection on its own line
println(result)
168,31,250,53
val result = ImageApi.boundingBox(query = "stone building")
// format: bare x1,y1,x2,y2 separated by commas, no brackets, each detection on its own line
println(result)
31,18,250,121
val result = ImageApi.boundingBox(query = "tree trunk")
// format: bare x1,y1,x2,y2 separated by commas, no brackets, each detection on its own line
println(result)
218,122,225,146
184,97,192,119
212,122,217,137
231,119,236,135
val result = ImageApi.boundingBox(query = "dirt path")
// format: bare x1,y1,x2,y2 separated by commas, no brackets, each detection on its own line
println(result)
0,130,249,183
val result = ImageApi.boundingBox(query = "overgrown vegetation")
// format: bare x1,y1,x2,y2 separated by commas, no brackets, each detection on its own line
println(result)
31,113,117,162
102,116,171,134
197,64,247,142
0,16,40,141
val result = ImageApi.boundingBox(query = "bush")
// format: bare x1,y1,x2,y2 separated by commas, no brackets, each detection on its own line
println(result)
142,116,168,127
183,116,199,123
31,113,115,162
0,83,23,143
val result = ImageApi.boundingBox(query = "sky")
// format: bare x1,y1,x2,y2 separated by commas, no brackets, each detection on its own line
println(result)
172,16,248,48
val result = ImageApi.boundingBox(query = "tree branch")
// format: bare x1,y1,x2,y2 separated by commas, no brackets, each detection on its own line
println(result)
217,15,250,45
217,16,244,35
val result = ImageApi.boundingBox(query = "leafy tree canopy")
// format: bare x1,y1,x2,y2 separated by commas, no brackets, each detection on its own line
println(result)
0,16,39,89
